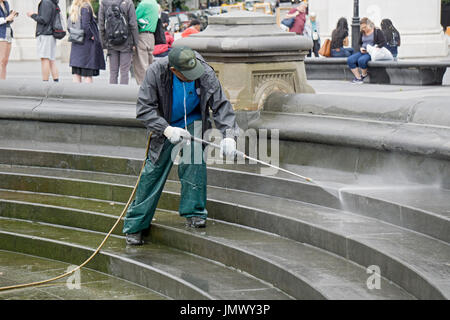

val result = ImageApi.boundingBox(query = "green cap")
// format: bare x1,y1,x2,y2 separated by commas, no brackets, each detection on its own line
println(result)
168,46,205,81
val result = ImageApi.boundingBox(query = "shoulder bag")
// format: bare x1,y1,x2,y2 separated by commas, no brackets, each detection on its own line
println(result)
68,12,85,44
318,38,331,57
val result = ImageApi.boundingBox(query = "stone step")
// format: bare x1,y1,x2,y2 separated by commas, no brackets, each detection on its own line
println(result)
0,217,291,300
1,148,449,243
1,166,448,299
0,197,413,300
203,164,450,243
0,250,167,300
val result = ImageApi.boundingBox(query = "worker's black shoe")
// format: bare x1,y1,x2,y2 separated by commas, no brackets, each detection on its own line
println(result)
186,216,206,228
126,231,143,245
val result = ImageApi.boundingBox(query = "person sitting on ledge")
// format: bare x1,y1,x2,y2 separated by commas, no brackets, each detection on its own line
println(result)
347,17,386,84
181,19,201,38
330,17,354,58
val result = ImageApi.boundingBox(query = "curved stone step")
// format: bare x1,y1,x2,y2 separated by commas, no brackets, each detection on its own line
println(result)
0,217,291,300
203,165,450,244
0,250,167,300
0,198,413,300
0,168,448,299
2,148,449,243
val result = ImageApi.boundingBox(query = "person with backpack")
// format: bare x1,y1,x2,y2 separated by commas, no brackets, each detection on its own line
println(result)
133,0,159,85
98,0,139,85
27,0,60,82
381,19,401,60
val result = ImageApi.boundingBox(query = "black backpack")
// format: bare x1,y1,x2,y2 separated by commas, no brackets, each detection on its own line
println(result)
105,1,128,46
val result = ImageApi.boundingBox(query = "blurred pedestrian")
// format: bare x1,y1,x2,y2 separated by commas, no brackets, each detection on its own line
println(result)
160,8,169,31
0,0,16,80
98,0,139,85
133,0,159,85
381,18,401,60
285,1,307,36
181,19,201,38
347,17,386,84
68,0,105,84
330,17,354,57
306,12,320,57
27,0,60,82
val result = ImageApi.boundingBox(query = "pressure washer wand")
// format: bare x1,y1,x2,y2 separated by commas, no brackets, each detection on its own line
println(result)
189,136,314,183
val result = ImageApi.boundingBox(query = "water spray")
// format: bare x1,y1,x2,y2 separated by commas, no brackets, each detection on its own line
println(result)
190,136,341,199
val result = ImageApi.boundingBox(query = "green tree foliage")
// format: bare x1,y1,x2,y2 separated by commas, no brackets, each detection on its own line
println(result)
443,0,450,6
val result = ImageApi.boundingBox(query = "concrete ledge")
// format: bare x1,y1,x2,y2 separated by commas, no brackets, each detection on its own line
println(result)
262,92,450,161
305,57,450,85
264,92,450,126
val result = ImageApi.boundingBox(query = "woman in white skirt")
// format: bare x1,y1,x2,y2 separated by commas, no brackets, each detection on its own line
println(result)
0,0,16,80
27,0,60,82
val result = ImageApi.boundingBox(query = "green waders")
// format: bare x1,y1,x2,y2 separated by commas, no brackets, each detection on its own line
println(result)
123,121,207,234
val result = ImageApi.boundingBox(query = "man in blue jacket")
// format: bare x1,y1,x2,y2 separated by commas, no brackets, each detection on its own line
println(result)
124,46,239,245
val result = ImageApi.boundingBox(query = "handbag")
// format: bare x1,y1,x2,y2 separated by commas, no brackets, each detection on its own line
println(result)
312,31,319,41
318,38,331,57
68,15,85,44
281,17,295,29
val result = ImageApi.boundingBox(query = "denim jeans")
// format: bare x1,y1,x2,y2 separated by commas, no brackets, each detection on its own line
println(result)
385,44,398,58
347,52,371,69
331,47,355,58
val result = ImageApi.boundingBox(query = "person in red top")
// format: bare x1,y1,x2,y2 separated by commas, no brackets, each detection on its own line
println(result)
153,31,174,57
286,1,307,35
181,19,201,38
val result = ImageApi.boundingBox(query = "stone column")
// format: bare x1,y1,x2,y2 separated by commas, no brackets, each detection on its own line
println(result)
310,0,449,59
8,0,68,61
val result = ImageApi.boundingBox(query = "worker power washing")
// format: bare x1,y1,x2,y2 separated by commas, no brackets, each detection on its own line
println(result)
123,46,240,245
0,46,329,292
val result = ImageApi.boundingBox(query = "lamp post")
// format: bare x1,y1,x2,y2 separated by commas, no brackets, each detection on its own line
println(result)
351,0,360,51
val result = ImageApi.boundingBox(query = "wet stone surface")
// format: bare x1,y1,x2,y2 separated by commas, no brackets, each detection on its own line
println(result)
0,250,167,300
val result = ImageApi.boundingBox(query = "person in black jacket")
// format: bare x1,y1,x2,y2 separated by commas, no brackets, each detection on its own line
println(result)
347,17,386,84
27,0,60,82
381,18,401,59
123,47,240,245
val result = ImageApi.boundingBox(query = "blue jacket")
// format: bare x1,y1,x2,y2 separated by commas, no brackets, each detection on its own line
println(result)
69,6,106,71
0,1,13,39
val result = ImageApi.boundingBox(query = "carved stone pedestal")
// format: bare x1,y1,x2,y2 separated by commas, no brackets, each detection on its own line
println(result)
174,11,315,111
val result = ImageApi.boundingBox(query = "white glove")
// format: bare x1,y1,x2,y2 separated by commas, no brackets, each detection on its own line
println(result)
220,138,236,158
163,126,191,144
